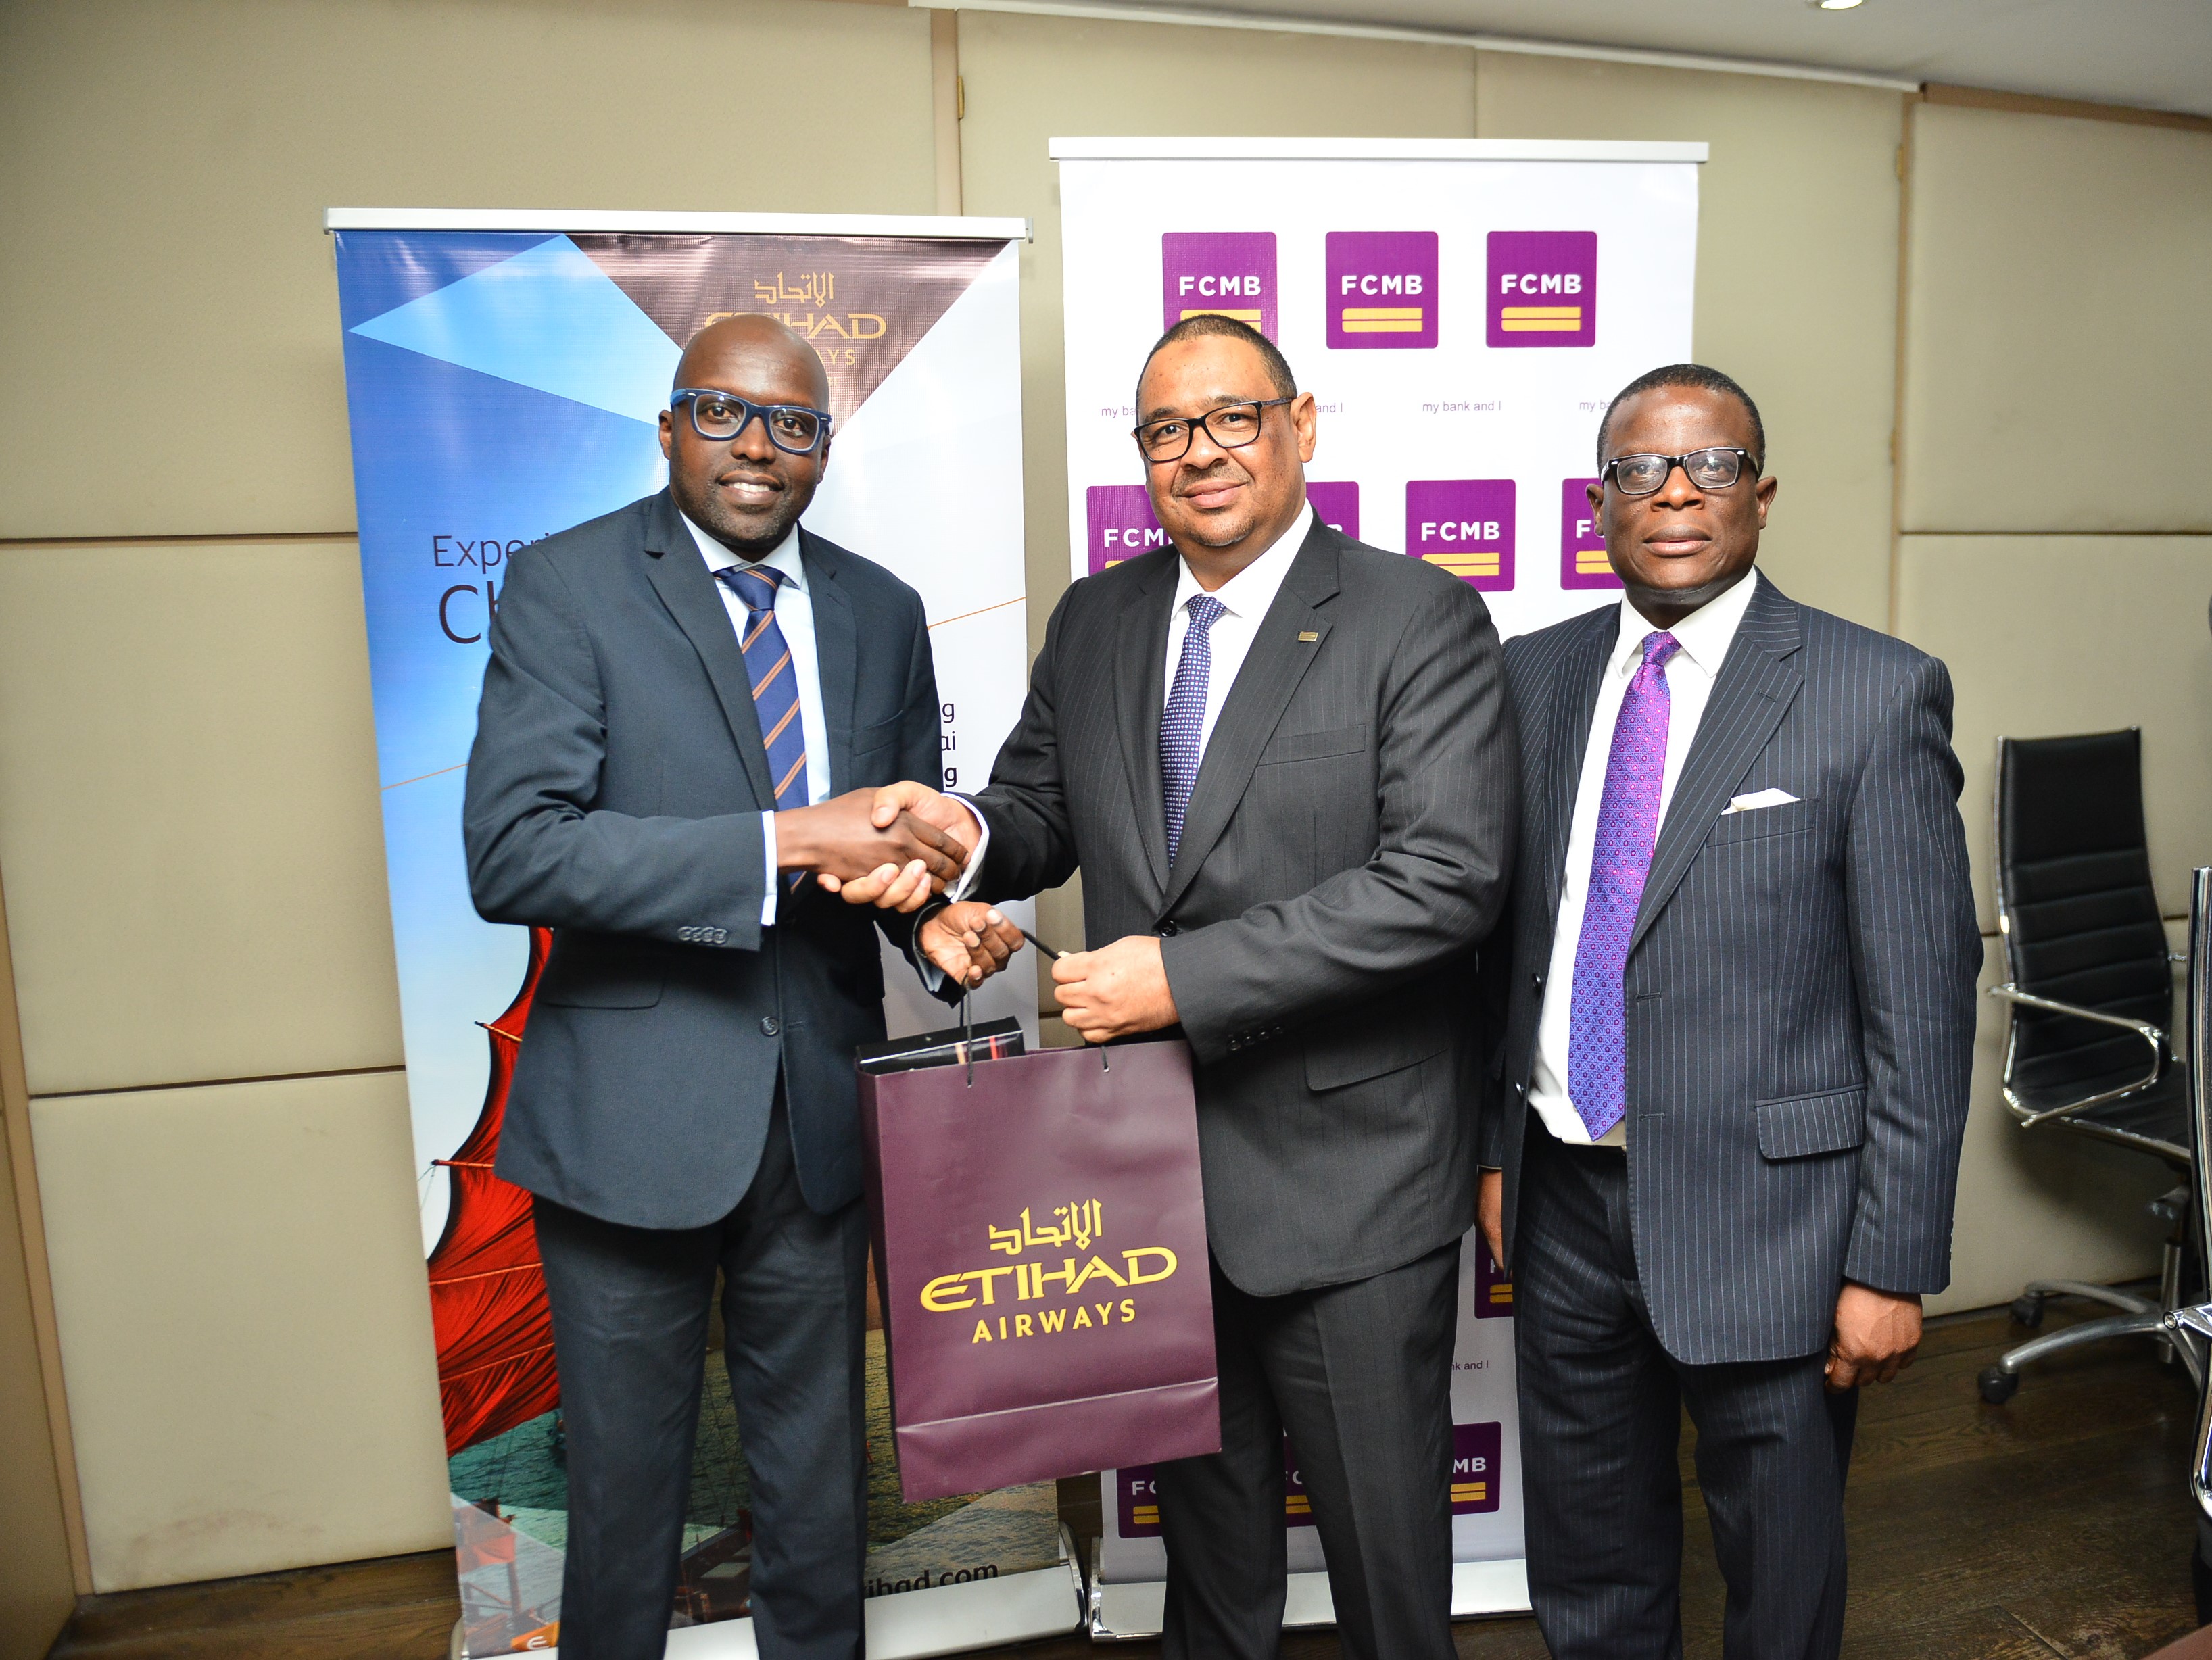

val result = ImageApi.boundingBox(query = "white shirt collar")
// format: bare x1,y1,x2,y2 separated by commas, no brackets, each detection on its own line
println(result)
1610,566,1760,677
1170,499,1314,618
681,510,807,592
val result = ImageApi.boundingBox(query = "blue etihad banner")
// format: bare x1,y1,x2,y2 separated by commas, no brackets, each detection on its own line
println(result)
329,211,1067,1657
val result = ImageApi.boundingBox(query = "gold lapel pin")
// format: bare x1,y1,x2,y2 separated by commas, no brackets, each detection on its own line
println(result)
1297,631,1319,642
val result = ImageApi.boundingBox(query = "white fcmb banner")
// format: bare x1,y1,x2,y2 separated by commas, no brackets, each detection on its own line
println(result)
1051,137,1704,1636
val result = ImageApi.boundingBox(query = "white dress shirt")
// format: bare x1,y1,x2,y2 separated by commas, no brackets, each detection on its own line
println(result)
683,514,830,927
1163,500,1312,764
1526,571,1759,1146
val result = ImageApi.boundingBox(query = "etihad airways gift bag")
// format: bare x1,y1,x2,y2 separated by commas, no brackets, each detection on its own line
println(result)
857,1031,1220,1503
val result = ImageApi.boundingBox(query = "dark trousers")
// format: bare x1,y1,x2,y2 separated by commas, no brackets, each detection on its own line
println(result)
1515,1117,1857,1660
532,1096,870,1660
1154,1243,1460,1660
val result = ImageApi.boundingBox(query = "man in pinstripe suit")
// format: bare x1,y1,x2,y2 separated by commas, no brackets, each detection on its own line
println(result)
1478,364,1980,1659
848,316,1516,1659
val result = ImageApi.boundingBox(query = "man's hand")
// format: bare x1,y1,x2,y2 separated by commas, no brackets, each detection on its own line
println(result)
1827,1283,1922,1391
1054,935,1178,1043
1478,1170,1505,1270
775,789,967,914
820,781,981,910
919,902,1026,990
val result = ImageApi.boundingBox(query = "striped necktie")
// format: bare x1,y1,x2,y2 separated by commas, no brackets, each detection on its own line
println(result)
715,564,809,892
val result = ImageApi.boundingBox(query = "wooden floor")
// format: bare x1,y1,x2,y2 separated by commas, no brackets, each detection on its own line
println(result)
45,1301,2209,1660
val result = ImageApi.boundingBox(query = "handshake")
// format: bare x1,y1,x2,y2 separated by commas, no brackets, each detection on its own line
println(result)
782,781,1178,1042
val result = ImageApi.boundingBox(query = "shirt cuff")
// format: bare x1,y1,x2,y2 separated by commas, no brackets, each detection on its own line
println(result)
943,794,990,904
759,811,779,928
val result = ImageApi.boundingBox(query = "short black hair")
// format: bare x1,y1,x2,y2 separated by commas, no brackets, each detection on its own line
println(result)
1595,363,1765,468
1137,313,1298,408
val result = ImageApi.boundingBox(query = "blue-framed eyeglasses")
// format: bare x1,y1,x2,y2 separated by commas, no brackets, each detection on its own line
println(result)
670,389,832,454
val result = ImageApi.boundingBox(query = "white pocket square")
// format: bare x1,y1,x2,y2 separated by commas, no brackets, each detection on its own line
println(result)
1721,788,1800,815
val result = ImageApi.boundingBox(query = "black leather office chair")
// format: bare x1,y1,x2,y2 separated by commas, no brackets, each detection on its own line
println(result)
2161,868,2212,1622
1978,730,2194,1405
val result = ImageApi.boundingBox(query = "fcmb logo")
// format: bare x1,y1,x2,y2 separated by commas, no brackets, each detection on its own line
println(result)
1560,477,1620,591
1326,231,1439,350
1487,231,1597,349
1405,479,1515,591
1161,232,1278,339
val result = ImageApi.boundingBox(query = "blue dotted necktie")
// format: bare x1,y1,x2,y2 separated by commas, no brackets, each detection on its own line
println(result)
715,564,809,892
1161,594,1227,866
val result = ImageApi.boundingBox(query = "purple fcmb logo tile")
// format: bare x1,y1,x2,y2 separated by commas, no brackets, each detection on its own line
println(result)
1326,232,1439,350
1117,1466,1162,1537
1406,479,1515,591
1487,232,1598,349
1306,481,1360,542
1474,1234,1514,1319
1560,477,1619,591
1161,233,1278,339
1086,485,1170,576
1451,1423,1504,1515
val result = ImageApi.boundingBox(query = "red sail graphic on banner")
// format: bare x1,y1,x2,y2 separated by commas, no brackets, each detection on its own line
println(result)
427,925,560,1457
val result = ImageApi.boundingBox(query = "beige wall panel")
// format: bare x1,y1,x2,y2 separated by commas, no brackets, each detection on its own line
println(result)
0,541,401,1095
1928,931,2171,1317
0,1116,76,1658
1894,533,2212,931
1475,55,1904,631
0,0,936,540
955,9,1476,664
1900,105,2212,535
30,1071,446,1592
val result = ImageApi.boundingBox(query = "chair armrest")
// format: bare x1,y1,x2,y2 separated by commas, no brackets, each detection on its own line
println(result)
1986,982,2166,1127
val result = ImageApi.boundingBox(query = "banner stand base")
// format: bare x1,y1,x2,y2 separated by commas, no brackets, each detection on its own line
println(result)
500,1525,1084,1659
1086,1540,1531,1642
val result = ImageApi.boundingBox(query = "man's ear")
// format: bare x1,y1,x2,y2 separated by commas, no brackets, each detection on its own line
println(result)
1292,391,1318,464
657,408,675,460
1754,472,1777,527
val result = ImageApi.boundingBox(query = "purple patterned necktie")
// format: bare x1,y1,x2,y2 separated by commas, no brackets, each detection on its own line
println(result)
1161,594,1227,865
1567,630,1682,1139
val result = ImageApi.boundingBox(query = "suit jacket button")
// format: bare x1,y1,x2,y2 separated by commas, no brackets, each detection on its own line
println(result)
1159,919,1179,936
760,1016,781,1038
1531,971,1543,990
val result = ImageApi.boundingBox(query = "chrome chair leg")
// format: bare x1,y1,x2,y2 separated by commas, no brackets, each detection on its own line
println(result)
2010,1279,2161,1327
1979,1311,2173,1404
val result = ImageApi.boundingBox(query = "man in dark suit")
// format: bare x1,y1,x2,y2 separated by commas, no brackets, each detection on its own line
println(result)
1478,364,1980,1659
845,315,1516,1659
462,316,969,1660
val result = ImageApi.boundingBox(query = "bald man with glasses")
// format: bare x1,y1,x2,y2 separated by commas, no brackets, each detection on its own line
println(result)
465,316,968,1659
1476,364,1979,1659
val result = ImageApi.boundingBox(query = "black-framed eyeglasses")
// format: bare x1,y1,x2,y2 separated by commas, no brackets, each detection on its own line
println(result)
670,389,832,454
1133,397,1296,464
1602,447,1761,497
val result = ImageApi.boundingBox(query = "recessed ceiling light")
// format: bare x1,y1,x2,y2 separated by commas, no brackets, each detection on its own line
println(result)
1812,0,1865,9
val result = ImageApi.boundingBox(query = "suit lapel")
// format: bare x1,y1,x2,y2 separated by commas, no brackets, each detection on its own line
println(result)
1161,521,1340,913
640,490,777,808
1631,574,1805,950
1539,606,1619,922
800,529,857,796
1112,555,1178,895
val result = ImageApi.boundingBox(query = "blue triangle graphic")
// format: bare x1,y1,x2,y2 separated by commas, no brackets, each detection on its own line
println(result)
350,235,680,424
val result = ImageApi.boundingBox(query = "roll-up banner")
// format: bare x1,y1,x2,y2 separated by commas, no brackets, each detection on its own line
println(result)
1052,138,1703,1637
327,210,1074,1658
